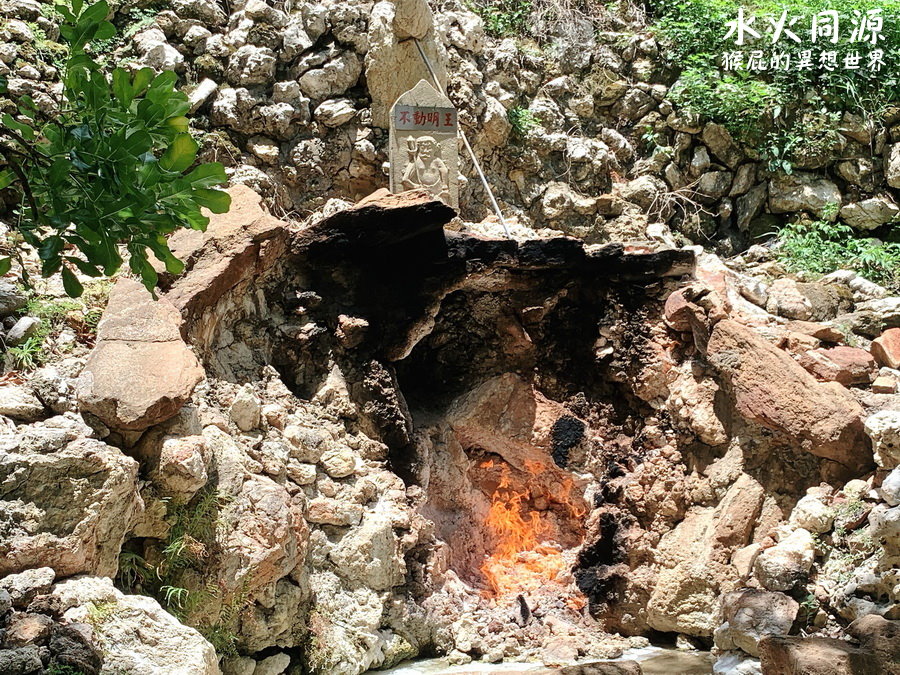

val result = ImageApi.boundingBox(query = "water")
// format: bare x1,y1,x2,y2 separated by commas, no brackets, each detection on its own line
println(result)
383,646,714,674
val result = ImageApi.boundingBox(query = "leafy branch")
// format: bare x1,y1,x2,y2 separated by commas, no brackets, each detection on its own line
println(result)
0,0,231,296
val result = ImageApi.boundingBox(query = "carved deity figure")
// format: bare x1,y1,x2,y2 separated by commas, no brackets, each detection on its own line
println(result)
400,136,450,203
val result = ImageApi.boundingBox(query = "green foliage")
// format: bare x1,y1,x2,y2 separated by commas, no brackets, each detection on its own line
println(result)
0,0,230,296
115,489,248,657
508,106,539,135
3,280,110,371
467,0,534,37
776,215,900,291
652,0,900,169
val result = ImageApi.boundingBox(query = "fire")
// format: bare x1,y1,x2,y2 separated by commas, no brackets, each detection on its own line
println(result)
479,459,586,601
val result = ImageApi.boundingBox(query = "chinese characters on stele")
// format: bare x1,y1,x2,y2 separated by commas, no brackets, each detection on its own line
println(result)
722,7,886,72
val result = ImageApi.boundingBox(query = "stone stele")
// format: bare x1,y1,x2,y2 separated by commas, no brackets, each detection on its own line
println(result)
389,79,459,209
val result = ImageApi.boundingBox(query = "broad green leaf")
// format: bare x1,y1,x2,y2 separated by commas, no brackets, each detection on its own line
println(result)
77,0,110,27
112,68,132,106
185,162,227,188
0,257,10,276
38,236,64,261
61,266,85,297
159,133,199,173
131,68,155,98
166,116,190,133
122,130,152,157
2,113,35,141
66,257,102,278
0,169,15,190
193,188,231,214
92,20,116,41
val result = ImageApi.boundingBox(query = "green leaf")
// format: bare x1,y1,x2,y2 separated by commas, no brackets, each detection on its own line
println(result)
78,0,110,27
185,162,227,188
66,257,102,278
93,20,116,41
2,113,35,141
0,257,11,276
159,133,199,173
131,68,155,98
0,169,15,190
193,188,231,214
112,68,132,106
61,266,85,297
166,116,190,134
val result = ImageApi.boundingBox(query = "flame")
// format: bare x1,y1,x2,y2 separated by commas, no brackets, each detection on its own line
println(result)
479,459,586,601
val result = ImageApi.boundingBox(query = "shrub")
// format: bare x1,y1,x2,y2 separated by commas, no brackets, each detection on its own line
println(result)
775,217,900,291
508,106,540,135
0,0,230,296
651,0,900,170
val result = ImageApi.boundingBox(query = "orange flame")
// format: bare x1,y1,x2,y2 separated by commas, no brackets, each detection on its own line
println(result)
479,460,585,601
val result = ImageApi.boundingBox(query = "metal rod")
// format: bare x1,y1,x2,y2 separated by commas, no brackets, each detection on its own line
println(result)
412,38,511,239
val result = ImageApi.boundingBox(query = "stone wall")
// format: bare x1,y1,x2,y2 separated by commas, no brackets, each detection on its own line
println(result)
3,0,898,255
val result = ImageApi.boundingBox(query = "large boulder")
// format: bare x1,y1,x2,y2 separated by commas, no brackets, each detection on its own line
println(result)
754,528,815,591
871,328,900,369
714,589,799,657
77,278,205,431
768,173,841,220
52,576,220,675
839,197,900,231
759,635,880,674
0,439,141,577
706,320,870,468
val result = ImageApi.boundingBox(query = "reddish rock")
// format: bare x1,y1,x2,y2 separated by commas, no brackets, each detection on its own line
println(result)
664,289,693,332
786,320,847,343
161,184,291,325
872,375,898,394
77,279,205,431
706,320,870,469
871,327,900,369
3,612,53,647
797,346,877,386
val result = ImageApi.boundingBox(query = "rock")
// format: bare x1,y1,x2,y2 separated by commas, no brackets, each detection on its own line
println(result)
872,328,900,369
839,197,900,231
790,494,835,533
870,504,900,551
5,316,41,346
879,468,900,506
887,143,900,189
314,98,356,127
222,657,256,675
152,435,208,501
52,576,220,675
299,50,362,100
714,589,798,657
0,385,45,422
4,612,53,647
319,443,357,478
702,123,743,169
77,278,205,431
766,278,813,320
872,375,898,394
229,384,261,431
847,614,900,672
754,528,815,591
329,509,402,591
696,171,733,202
796,346,877,386
768,173,841,220
0,439,141,577
713,651,762,674
736,184,766,231
864,411,900,469
706,320,870,468
618,175,666,210
47,622,104,675
133,27,183,71
215,475,308,596
254,652,291,675
0,568,55,608
307,497,363,526
759,635,880,674
0,646,43,674
611,87,654,122
227,45,276,86
0,281,27,316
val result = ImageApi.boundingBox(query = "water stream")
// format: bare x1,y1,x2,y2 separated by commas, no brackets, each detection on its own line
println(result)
383,646,715,674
